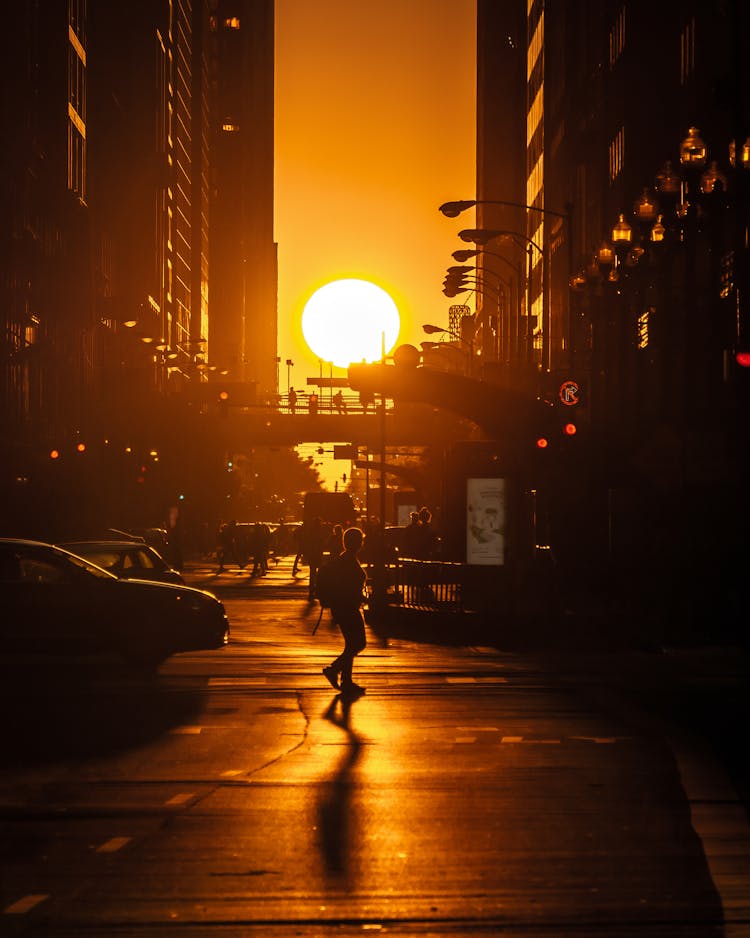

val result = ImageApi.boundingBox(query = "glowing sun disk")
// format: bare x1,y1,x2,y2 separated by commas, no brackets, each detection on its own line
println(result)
301,279,400,368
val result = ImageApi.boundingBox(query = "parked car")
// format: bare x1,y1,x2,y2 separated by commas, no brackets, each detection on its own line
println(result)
0,538,229,667
59,540,184,584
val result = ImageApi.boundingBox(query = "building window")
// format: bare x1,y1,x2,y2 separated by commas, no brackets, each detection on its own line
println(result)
637,308,651,349
609,126,625,183
720,250,734,300
609,6,625,68
223,16,240,29
67,9,86,201
222,121,240,133
680,17,696,84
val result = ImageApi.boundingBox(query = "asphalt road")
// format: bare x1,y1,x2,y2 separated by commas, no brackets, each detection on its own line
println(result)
1,555,748,936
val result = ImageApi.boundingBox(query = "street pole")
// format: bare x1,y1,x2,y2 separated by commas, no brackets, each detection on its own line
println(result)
374,333,387,609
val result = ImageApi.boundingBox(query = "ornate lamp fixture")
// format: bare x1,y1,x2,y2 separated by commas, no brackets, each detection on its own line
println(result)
611,213,633,245
700,160,728,194
633,188,658,223
679,126,707,168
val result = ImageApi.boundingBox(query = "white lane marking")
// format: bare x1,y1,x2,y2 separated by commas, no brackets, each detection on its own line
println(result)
571,736,621,744
445,677,477,683
501,736,523,743
455,736,477,743
169,726,203,734
220,770,244,777
96,837,132,853
208,677,268,685
165,793,194,806
4,894,49,915
457,726,499,732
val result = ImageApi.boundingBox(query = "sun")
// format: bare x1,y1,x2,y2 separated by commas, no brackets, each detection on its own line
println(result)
301,279,401,368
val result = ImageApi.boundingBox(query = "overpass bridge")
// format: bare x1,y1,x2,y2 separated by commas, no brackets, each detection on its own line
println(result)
177,403,481,450
135,364,548,459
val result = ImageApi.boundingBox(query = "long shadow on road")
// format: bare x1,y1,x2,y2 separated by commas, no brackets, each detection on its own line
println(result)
318,692,363,885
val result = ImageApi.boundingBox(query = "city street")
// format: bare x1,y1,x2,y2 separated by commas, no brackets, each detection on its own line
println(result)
1,555,748,936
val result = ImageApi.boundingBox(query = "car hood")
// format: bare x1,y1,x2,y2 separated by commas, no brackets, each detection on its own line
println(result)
111,578,222,604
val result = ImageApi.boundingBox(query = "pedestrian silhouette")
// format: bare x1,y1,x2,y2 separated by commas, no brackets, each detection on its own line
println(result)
288,387,297,414
309,391,319,415
217,520,239,570
333,389,347,414
321,526,367,698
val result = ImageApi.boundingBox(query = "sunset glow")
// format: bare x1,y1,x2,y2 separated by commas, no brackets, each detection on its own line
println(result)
301,279,401,367
274,0,477,376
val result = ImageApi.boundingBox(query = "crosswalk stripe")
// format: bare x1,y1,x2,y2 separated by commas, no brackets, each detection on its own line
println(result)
4,894,49,915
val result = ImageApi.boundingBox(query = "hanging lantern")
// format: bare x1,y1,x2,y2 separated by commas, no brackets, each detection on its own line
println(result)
655,160,681,194
633,188,658,222
650,214,666,242
700,160,728,194
611,213,633,244
680,126,707,167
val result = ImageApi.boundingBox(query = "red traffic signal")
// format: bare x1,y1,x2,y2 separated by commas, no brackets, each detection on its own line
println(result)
736,351,750,368
536,436,549,449
563,422,577,436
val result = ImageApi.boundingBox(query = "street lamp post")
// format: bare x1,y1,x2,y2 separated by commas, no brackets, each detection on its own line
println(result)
458,228,545,369
452,247,525,363
285,358,294,393
422,322,475,375
440,199,574,371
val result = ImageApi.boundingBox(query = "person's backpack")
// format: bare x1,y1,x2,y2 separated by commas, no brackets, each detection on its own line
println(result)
315,558,342,609
312,558,343,634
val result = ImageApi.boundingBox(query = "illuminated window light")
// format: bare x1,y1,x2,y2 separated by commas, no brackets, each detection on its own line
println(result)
222,121,240,133
223,16,240,29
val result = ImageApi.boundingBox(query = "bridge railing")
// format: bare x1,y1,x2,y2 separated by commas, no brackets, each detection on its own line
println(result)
278,391,382,416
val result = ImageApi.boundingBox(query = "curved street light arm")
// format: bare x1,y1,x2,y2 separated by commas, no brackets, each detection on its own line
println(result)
439,198,567,221
458,228,543,256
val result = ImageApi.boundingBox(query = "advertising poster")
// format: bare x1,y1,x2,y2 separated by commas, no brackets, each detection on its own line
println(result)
466,477,505,565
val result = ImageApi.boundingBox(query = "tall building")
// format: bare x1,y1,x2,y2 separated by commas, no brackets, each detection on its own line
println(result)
1,0,278,534
88,0,213,425
0,0,91,430
475,2,527,388
209,1,277,400
0,1,93,499
476,0,749,629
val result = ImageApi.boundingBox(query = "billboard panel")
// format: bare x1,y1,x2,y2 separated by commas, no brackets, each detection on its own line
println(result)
466,477,505,565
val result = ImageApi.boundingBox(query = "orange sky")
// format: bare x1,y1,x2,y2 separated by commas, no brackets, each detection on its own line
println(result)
274,0,477,386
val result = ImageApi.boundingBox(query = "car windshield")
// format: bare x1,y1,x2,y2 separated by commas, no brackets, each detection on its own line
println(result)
63,550,118,580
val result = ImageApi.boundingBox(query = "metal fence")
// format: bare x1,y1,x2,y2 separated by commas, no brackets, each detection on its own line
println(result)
390,557,466,611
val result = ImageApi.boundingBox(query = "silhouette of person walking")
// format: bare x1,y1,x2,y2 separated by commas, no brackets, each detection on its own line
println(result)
217,520,239,570
333,389,347,414
288,387,297,414
322,527,367,699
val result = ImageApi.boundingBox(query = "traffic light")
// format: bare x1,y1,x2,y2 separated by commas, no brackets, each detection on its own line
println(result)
218,389,229,417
